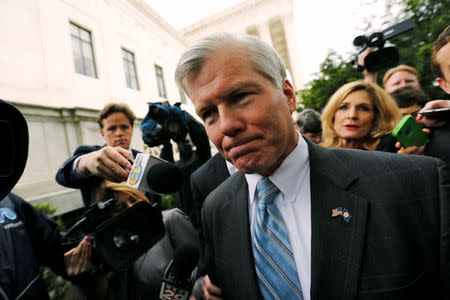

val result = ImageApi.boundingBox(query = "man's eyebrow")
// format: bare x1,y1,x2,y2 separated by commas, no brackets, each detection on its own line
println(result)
221,82,262,98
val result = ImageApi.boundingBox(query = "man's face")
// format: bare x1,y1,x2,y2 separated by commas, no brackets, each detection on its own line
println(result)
384,71,420,93
187,46,297,176
436,42,450,94
100,112,133,149
399,104,422,117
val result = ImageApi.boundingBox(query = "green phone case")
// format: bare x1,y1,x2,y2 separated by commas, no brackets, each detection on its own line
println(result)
392,115,429,148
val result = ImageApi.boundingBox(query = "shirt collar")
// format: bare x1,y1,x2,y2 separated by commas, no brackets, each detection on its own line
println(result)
226,160,238,176
247,132,308,205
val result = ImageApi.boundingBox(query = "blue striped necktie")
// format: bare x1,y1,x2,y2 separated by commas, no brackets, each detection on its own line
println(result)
253,177,303,300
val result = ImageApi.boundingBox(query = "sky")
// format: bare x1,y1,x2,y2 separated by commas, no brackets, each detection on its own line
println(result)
147,0,399,84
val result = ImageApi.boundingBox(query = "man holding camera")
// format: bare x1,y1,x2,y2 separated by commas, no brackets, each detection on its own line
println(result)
141,102,211,216
56,102,138,207
358,48,421,93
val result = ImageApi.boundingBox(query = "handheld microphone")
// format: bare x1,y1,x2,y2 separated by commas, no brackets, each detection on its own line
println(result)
126,153,184,195
159,242,200,300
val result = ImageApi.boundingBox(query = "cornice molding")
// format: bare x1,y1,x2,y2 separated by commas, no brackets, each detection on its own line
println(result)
181,0,292,35
106,0,189,46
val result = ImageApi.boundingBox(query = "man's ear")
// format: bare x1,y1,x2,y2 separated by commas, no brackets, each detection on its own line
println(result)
100,129,105,138
437,77,450,94
282,79,296,113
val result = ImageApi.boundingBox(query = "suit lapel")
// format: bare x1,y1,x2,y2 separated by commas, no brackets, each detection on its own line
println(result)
214,154,230,182
307,141,369,299
226,172,262,298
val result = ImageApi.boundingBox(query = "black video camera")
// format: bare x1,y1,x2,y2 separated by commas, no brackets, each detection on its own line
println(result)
63,196,165,272
354,18,414,73
141,101,189,147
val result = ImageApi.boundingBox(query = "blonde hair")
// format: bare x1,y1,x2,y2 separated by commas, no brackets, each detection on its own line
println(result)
382,65,419,87
321,81,401,150
97,181,149,203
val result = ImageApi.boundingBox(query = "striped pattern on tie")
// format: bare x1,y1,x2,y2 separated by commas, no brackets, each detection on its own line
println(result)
253,177,303,300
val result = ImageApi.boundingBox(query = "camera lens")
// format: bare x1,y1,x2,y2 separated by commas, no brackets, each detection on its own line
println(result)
113,230,141,249
166,120,180,134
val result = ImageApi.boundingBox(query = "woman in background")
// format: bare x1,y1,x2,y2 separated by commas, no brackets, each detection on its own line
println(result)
321,81,401,151
93,180,200,300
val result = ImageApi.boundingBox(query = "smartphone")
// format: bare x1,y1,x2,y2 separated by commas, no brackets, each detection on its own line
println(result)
392,115,429,148
419,107,450,119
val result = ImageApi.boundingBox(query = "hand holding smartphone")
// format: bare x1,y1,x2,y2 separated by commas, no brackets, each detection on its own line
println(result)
392,115,429,148
419,107,450,119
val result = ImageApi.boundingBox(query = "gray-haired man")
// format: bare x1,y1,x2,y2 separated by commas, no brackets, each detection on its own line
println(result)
175,33,449,299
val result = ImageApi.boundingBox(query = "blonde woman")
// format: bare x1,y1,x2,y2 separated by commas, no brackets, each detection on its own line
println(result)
321,81,402,151
90,180,200,300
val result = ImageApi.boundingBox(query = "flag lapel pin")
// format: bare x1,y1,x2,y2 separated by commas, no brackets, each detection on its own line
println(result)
331,207,351,222
331,207,343,217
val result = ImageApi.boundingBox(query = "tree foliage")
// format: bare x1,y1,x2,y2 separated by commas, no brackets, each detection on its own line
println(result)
298,0,450,112
388,0,450,99
297,51,360,112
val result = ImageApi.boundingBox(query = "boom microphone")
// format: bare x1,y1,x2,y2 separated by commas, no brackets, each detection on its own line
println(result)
159,242,200,300
126,153,184,195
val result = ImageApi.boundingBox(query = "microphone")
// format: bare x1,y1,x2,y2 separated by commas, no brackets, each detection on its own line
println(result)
159,242,200,300
126,153,184,195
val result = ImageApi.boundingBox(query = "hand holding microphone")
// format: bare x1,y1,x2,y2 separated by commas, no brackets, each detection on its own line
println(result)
77,146,133,182
159,242,200,300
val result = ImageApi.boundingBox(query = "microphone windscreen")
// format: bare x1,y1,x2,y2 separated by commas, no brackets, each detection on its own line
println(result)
172,242,200,278
147,162,184,194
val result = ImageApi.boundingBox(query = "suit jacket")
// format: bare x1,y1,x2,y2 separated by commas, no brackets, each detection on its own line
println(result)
200,139,450,299
55,145,140,206
190,153,230,230
425,121,450,168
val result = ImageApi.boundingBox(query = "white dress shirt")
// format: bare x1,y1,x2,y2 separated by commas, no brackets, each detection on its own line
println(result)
247,134,311,300
225,159,238,176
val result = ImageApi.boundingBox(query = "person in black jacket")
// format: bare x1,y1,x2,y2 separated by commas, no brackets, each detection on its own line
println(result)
0,99,91,299
0,193,92,299
55,103,138,207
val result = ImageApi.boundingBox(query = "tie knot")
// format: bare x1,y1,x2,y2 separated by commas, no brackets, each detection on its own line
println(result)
256,177,279,205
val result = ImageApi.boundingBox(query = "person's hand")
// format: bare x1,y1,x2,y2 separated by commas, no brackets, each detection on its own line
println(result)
77,146,133,182
357,47,377,83
395,128,430,155
416,100,450,128
64,236,94,276
395,143,426,155
203,275,222,300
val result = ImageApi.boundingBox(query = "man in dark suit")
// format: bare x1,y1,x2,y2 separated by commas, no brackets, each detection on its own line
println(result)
175,33,450,299
55,103,137,206
189,153,233,231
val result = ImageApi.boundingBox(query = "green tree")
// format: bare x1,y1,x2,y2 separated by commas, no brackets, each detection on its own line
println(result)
387,0,450,99
298,0,450,110
297,51,360,112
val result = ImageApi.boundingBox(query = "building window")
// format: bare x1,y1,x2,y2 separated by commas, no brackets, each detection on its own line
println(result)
70,22,97,78
154,65,167,98
122,48,139,90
